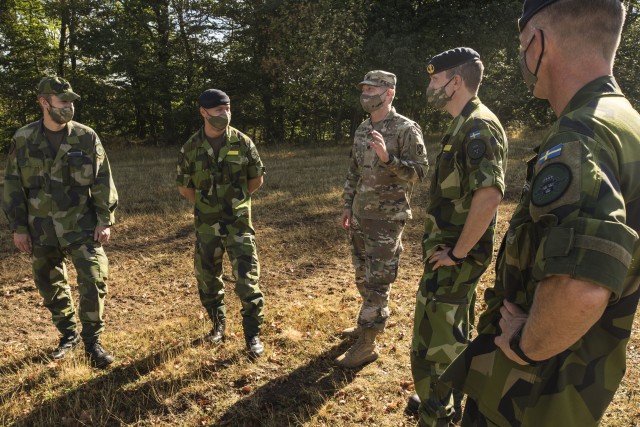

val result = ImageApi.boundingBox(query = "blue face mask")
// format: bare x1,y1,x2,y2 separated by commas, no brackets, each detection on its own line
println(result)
519,29,545,93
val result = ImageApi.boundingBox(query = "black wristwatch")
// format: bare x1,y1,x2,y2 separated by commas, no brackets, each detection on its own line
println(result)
509,323,540,366
384,154,395,165
447,248,466,264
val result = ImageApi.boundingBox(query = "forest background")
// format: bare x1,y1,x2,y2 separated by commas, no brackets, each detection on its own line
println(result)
2,2,640,426
1,0,640,150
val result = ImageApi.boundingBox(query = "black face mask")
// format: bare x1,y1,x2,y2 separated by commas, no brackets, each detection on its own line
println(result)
519,29,545,93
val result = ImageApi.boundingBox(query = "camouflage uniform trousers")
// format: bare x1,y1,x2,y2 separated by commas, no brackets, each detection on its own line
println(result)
411,255,490,426
32,243,109,344
350,214,404,331
195,229,264,337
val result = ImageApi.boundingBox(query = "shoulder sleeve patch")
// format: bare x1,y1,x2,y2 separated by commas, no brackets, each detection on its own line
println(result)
467,139,487,160
531,163,572,206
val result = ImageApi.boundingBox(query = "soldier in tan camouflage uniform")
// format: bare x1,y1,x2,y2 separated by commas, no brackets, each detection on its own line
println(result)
440,1,640,426
177,89,266,358
337,70,428,368
409,48,508,426
1,77,118,368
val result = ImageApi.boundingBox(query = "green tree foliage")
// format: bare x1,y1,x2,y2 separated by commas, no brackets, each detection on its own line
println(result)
0,0,639,149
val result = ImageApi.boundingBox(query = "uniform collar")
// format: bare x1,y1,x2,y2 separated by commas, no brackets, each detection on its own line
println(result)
460,96,481,119
38,119,75,137
559,75,622,117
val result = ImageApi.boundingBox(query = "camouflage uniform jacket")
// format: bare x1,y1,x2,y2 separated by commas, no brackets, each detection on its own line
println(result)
2,120,118,247
441,77,640,426
177,126,265,235
423,97,507,261
343,107,428,220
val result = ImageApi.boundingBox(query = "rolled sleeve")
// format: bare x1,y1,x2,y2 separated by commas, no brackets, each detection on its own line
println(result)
246,142,265,179
176,147,194,188
535,217,637,300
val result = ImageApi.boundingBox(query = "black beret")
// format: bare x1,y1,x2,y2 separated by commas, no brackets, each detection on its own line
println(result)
518,0,559,32
198,89,230,108
426,47,480,76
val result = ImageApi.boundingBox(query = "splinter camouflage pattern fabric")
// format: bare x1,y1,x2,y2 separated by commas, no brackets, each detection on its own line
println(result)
411,96,507,426
343,107,428,330
2,120,117,343
440,76,640,427
177,126,265,336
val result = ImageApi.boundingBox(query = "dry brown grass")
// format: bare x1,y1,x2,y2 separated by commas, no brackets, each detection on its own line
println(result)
0,135,638,427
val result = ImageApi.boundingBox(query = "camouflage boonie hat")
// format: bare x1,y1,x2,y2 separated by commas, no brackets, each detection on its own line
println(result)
37,76,81,101
358,70,396,89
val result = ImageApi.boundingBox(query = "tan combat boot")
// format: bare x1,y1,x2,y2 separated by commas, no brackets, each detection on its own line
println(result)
334,327,379,368
341,325,362,338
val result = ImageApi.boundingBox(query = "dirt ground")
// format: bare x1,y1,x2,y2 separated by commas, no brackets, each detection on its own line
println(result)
0,139,638,426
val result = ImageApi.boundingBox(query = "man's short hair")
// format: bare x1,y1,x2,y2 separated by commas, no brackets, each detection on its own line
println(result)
445,60,485,95
529,0,625,63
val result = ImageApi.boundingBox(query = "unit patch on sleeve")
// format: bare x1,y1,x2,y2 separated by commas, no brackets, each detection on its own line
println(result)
531,163,572,206
467,139,486,160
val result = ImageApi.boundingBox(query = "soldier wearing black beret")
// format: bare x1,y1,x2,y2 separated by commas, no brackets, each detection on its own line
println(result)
408,46,508,425
439,1,640,426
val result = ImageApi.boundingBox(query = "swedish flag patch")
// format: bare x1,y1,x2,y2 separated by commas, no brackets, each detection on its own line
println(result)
537,144,562,165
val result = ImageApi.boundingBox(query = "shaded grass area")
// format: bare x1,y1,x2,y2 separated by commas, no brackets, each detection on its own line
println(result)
0,136,638,426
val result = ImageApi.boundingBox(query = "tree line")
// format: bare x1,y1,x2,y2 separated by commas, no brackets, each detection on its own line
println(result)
1,0,639,149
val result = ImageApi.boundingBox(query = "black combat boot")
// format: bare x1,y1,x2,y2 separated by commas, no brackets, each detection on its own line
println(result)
205,320,226,344
246,335,264,358
405,393,420,416
51,331,80,360
85,342,115,369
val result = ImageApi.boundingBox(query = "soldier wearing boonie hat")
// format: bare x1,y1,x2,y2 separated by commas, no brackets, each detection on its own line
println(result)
338,70,428,368
177,89,267,358
1,76,118,368
408,46,507,426
439,1,640,426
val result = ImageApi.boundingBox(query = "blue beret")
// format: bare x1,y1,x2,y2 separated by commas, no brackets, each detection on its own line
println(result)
198,89,230,108
426,47,480,76
518,0,559,32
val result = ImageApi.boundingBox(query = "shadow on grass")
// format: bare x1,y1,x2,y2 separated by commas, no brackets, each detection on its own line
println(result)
11,336,236,427
214,340,360,427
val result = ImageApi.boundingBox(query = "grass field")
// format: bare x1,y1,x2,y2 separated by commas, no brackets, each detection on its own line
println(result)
0,134,638,426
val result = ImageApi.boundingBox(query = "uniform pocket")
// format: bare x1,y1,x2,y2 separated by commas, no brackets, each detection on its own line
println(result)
438,152,463,200
19,159,45,189
223,156,248,184
66,154,94,186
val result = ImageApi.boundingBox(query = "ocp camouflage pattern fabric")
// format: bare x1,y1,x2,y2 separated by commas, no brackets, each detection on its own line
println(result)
343,107,428,220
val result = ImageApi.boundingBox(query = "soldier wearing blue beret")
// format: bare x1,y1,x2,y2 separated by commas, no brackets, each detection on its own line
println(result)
440,1,640,425
177,89,266,358
408,47,508,426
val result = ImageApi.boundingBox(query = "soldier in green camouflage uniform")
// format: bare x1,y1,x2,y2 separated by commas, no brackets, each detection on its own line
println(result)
177,89,266,357
409,48,507,426
1,77,118,368
337,70,428,368
439,1,640,426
